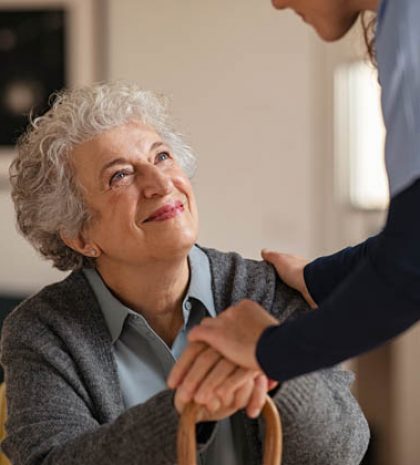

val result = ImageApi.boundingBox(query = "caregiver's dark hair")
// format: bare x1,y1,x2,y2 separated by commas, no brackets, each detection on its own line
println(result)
361,12,377,66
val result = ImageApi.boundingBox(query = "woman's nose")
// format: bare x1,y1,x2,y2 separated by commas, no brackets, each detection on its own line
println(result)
141,165,173,198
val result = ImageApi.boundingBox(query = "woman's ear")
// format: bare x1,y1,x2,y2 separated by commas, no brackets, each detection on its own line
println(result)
60,229,101,258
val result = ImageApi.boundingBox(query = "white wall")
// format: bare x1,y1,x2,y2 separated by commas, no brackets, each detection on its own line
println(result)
107,0,325,261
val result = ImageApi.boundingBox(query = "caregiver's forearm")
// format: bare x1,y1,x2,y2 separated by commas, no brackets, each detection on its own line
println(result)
304,235,379,304
257,179,420,381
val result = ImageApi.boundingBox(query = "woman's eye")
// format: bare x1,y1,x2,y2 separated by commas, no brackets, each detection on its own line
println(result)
109,169,133,188
156,151,171,163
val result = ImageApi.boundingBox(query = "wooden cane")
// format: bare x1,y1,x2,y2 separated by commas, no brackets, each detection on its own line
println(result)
177,395,282,465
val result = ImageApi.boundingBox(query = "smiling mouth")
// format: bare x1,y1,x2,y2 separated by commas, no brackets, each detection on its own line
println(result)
143,199,186,223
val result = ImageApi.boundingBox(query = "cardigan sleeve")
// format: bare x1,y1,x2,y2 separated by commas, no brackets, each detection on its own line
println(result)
0,307,215,465
272,368,369,465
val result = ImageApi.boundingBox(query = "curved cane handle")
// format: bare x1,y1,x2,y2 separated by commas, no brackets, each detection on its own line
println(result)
177,395,282,465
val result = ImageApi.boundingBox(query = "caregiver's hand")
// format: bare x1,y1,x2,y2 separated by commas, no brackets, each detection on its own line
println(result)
171,342,276,420
170,300,279,373
261,249,317,309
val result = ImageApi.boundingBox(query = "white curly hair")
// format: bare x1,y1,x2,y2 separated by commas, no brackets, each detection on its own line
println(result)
10,81,197,271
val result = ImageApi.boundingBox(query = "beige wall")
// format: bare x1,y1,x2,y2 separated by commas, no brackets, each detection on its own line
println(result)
107,0,326,260
0,0,327,292
0,0,101,295
393,324,420,464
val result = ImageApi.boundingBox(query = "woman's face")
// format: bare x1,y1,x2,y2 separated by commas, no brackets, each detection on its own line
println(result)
272,0,360,41
70,120,199,268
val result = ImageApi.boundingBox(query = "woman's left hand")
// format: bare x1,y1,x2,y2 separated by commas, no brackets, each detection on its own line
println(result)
169,342,277,419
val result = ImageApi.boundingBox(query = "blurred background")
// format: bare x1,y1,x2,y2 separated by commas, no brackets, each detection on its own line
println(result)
0,1,418,464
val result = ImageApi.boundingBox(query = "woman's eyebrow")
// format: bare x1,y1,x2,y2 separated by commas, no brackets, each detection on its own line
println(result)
99,141,166,177
99,157,128,178
149,141,165,152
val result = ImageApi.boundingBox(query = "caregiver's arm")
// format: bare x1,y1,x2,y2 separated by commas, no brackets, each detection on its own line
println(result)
255,0,420,380
257,177,420,380
303,235,380,303
187,179,420,380
263,235,379,306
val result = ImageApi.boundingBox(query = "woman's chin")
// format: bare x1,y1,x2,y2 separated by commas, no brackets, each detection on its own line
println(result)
152,229,198,257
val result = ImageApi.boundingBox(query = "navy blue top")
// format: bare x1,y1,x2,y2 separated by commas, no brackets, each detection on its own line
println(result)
256,0,420,381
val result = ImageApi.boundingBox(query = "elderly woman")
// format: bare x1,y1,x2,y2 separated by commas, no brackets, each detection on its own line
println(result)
1,82,369,465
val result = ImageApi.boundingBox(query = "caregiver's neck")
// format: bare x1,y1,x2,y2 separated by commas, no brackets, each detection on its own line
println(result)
97,254,189,346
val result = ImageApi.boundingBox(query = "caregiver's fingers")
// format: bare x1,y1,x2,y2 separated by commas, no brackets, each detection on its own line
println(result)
167,341,207,389
188,301,278,370
261,249,306,292
175,346,222,404
194,357,237,404
187,312,254,367
246,374,268,418
261,249,317,309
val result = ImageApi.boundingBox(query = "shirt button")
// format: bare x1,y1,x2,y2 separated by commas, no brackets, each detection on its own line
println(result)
184,300,192,311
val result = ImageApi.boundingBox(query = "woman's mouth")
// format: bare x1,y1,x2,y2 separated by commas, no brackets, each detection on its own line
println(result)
143,200,185,223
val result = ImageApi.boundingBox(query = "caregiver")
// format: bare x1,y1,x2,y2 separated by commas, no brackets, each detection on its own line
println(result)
170,0,420,384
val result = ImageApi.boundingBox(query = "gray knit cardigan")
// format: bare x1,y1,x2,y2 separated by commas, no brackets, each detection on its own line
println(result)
0,247,369,465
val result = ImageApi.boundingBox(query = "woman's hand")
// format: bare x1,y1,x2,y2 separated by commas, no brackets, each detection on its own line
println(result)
261,249,317,309
170,342,277,421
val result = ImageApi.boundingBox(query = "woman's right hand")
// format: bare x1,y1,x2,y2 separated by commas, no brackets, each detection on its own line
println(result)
172,342,275,422
175,374,267,423
261,249,317,309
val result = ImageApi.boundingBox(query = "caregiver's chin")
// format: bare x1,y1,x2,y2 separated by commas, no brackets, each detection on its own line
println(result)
272,0,378,42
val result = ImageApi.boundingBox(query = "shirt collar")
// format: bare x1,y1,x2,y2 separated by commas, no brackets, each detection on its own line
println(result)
185,245,216,318
83,244,215,343
83,267,130,343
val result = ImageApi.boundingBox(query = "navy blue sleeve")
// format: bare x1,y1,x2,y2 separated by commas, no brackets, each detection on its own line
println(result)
256,179,420,382
304,236,379,304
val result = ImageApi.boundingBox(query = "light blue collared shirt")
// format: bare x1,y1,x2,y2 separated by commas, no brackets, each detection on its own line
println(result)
84,245,245,465
376,0,420,197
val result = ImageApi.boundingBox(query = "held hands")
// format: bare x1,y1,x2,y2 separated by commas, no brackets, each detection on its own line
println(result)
169,301,279,421
170,342,277,422
169,248,315,423
177,300,279,371
261,249,317,309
